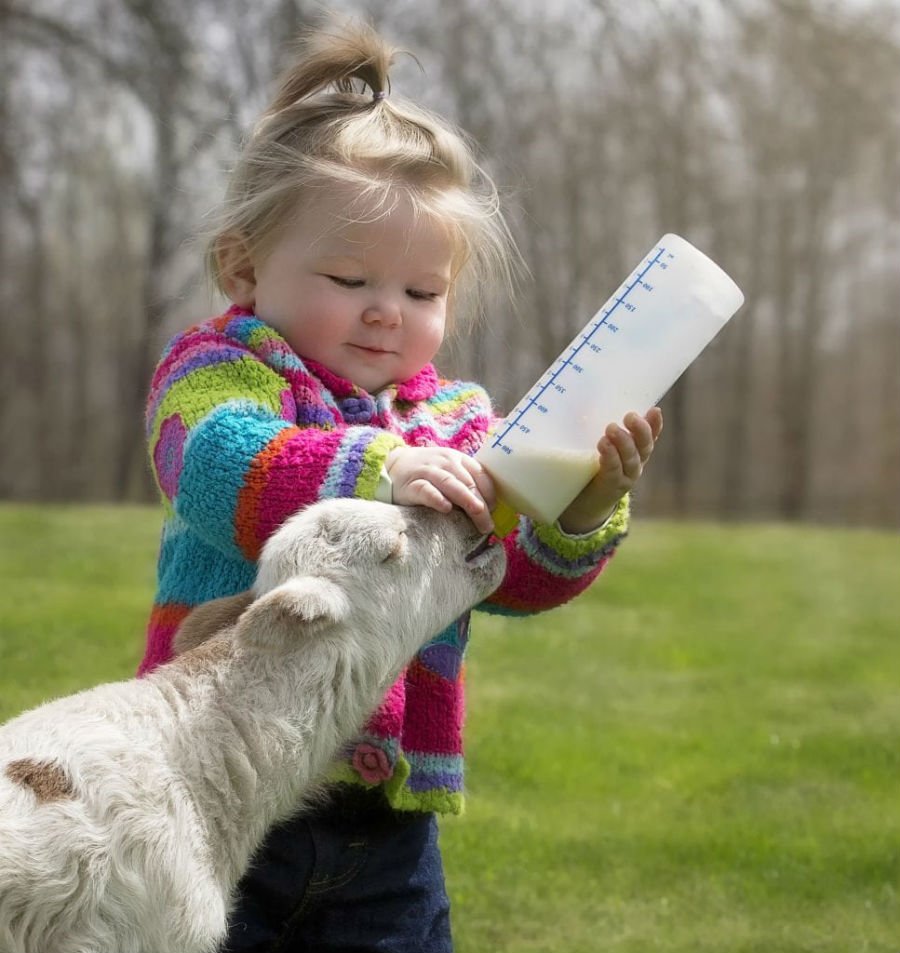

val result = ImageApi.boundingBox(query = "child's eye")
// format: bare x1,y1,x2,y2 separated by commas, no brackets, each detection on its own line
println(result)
326,275,365,289
407,289,440,301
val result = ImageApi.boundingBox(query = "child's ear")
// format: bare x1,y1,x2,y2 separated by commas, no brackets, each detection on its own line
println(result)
235,578,350,653
216,232,257,308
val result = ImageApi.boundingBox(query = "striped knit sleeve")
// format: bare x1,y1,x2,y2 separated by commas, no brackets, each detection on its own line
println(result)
479,495,629,616
146,325,404,563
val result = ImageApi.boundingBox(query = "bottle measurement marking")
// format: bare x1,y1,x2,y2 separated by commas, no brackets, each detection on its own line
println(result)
490,244,670,451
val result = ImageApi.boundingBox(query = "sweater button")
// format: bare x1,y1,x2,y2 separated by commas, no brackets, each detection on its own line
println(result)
339,396,376,423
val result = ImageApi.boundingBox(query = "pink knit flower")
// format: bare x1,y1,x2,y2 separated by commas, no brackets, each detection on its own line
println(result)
352,744,393,784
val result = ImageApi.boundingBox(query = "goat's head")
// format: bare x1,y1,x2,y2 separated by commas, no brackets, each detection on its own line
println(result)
230,500,505,660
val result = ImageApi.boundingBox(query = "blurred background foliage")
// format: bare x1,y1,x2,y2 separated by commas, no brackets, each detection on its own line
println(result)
2,0,898,526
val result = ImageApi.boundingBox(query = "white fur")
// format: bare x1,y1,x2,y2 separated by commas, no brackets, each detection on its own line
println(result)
0,500,504,953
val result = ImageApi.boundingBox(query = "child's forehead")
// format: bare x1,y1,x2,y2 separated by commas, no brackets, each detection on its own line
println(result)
301,193,455,263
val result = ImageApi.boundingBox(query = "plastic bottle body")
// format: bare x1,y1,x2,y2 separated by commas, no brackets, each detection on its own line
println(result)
477,234,744,533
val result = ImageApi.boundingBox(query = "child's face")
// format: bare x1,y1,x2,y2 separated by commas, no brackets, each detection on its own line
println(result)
240,193,453,393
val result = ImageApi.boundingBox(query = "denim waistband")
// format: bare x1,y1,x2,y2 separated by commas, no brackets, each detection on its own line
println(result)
315,783,430,828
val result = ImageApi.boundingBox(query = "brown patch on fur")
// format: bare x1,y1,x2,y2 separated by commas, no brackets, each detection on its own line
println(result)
168,635,236,676
173,592,254,656
5,758,76,803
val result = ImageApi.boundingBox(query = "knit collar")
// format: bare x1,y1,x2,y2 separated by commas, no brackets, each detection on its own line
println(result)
303,357,440,403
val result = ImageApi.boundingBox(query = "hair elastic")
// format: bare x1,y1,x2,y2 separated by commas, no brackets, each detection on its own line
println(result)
372,90,387,102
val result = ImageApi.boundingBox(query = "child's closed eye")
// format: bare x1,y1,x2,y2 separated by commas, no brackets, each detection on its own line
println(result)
407,289,440,301
325,275,365,289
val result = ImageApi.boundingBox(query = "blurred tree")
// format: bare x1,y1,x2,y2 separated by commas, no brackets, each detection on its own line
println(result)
1,0,898,527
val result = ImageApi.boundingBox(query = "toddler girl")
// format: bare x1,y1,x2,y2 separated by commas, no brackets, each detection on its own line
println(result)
141,18,662,953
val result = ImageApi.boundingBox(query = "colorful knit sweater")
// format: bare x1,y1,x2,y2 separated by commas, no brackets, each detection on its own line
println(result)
141,305,629,815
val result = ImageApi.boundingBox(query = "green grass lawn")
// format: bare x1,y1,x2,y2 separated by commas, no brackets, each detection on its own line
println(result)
1,504,898,951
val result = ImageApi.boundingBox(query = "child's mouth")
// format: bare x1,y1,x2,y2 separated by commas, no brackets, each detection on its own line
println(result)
352,344,392,355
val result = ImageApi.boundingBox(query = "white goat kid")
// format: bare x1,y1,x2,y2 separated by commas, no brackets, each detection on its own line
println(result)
0,499,504,953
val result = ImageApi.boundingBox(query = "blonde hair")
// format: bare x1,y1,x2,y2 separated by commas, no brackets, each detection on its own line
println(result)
207,17,520,325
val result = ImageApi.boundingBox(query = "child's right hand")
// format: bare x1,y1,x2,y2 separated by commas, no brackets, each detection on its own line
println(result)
385,446,496,535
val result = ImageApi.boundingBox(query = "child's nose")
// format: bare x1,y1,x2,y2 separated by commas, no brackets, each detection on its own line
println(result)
362,297,402,328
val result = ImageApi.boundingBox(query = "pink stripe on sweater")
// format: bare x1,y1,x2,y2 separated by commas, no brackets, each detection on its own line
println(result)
239,429,343,559
491,545,612,612
401,660,465,755
365,676,407,736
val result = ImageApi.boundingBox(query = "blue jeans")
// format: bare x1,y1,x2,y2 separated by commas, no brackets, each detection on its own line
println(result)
221,786,453,952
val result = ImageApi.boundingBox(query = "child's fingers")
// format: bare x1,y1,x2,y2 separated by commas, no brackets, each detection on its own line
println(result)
623,412,656,463
646,406,664,440
407,478,454,513
598,432,624,479
459,457,497,510
387,448,495,533
607,423,642,481
426,466,494,534
437,456,496,531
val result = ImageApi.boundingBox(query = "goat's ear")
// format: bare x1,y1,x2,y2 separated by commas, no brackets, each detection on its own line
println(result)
173,592,254,655
235,578,350,653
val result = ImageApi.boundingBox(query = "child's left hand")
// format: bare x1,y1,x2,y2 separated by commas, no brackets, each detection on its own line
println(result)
557,408,663,535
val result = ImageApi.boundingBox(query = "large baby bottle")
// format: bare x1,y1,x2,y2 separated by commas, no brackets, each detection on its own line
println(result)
477,234,745,535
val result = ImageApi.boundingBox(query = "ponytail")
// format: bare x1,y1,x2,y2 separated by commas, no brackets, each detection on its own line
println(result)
267,20,395,111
